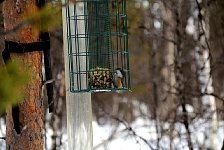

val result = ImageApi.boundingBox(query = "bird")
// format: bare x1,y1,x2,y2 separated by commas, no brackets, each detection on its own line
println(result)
112,68,125,89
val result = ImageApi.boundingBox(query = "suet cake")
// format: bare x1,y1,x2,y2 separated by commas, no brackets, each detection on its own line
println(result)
88,67,113,89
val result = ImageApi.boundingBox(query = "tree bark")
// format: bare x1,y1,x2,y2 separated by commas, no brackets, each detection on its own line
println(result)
3,0,44,149
194,0,218,149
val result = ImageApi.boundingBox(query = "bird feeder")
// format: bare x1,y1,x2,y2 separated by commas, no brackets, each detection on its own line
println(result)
64,0,130,92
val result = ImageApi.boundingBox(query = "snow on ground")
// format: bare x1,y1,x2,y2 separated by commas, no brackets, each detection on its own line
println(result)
0,100,224,150
0,118,6,150
93,100,224,150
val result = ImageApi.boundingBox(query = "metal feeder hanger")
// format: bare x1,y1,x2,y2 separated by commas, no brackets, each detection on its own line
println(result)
65,0,130,92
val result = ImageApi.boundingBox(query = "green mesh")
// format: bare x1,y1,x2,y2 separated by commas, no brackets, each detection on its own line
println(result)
65,0,130,92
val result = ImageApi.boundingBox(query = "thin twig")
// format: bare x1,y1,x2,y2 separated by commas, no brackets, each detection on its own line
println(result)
101,109,156,150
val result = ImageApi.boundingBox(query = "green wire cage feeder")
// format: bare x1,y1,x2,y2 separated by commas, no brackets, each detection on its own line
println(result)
64,0,130,92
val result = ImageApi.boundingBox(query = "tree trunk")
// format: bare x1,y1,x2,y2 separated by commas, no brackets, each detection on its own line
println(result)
160,0,177,115
192,1,218,149
3,0,44,149
160,3,177,149
0,3,4,65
